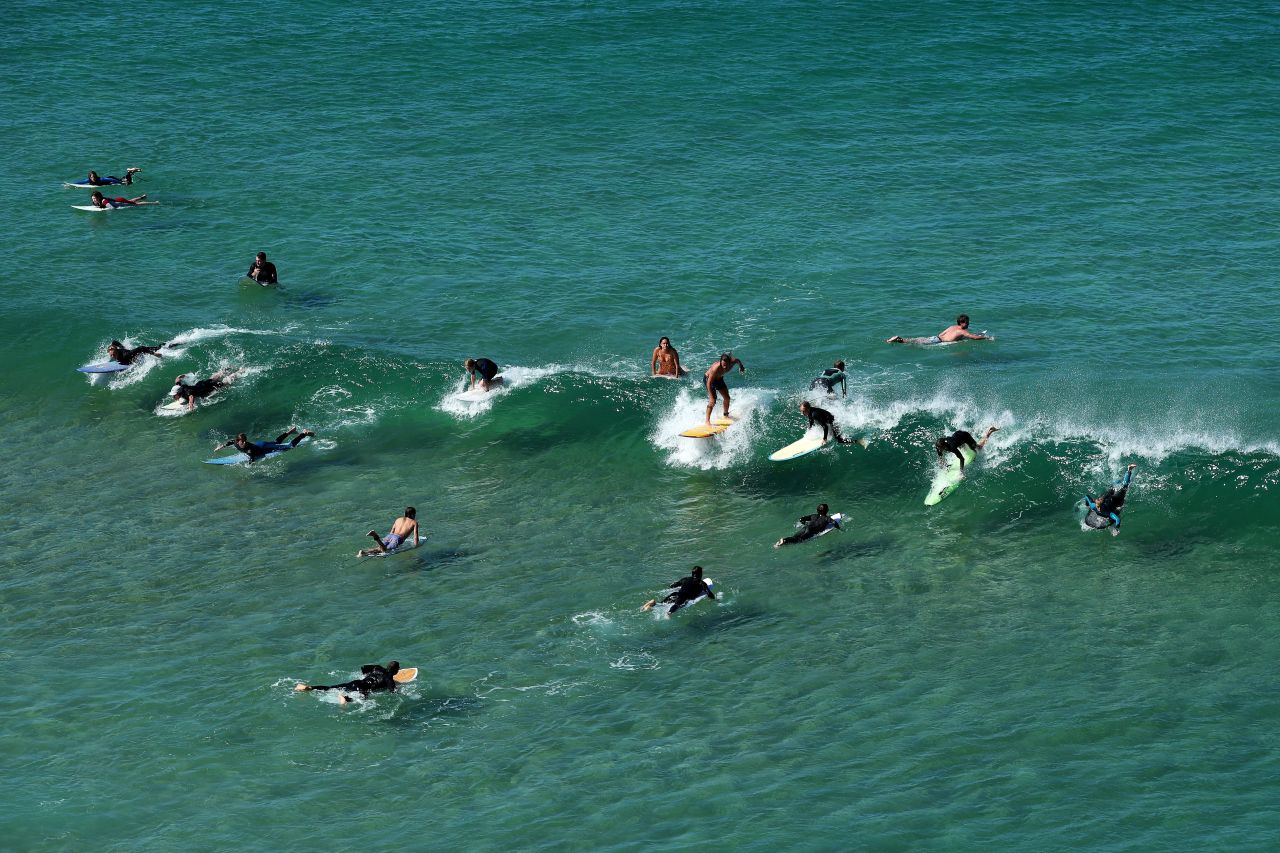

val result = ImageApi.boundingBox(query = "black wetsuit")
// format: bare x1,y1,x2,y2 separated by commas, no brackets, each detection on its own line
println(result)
780,512,834,545
471,358,499,381
805,406,850,444
248,260,278,284
308,664,399,697
235,431,307,462
114,345,163,365
176,377,226,403
1085,469,1133,530
810,368,847,396
938,430,977,466
663,575,715,613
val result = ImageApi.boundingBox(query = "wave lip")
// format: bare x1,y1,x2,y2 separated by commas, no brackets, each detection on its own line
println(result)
651,386,776,470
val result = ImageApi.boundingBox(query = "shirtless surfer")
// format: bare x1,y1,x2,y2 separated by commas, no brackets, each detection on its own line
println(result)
704,352,745,424
887,314,992,345
358,507,420,557
650,337,687,377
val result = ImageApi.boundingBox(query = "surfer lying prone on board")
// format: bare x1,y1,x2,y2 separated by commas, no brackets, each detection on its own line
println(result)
246,252,278,285
1084,464,1136,536
89,191,148,209
775,503,837,547
643,565,715,614
171,368,241,411
295,660,402,705
85,168,141,186
704,353,745,424
107,339,168,366
651,336,688,377
810,361,847,397
358,507,420,557
799,402,858,445
887,314,992,345
215,427,314,463
936,426,998,471
465,357,504,391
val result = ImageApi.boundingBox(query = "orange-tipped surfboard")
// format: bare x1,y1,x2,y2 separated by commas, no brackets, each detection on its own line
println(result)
393,667,418,684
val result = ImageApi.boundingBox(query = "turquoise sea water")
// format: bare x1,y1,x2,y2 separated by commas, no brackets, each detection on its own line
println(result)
4,1,1280,849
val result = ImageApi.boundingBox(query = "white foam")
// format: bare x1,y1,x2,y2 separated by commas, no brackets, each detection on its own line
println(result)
651,385,776,470
436,364,561,419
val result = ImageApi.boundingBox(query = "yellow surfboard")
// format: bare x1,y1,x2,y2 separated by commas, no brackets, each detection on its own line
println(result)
680,417,735,438
393,667,418,684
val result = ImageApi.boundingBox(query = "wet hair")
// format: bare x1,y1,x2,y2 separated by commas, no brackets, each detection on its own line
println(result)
464,358,477,369
800,401,811,411
88,171,100,179
957,314,970,325
720,352,733,362
817,503,829,515
256,252,266,260
236,432,248,442
405,507,416,519
935,438,948,455
691,565,703,578
91,191,104,199
834,360,845,370
386,660,400,675
659,337,670,346
108,340,124,349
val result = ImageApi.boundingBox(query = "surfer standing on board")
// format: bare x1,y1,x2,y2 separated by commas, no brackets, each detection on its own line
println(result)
643,565,715,614
247,252,278,284
799,402,857,445
650,337,688,377
936,426,999,471
295,661,402,705
214,427,314,463
465,357,503,391
887,314,992,345
358,507,420,557
704,353,745,424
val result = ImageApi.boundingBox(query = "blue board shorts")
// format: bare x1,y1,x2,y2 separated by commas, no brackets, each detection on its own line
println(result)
383,532,404,551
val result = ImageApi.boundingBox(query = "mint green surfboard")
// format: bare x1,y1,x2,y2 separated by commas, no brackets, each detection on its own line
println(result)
924,446,975,506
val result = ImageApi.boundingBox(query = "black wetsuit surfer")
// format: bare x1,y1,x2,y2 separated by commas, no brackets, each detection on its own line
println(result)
776,503,836,546
107,340,165,365
935,427,998,471
647,566,715,614
175,376,229,404
1085,464,1136,534
217,427,314,463
810,362,847,397
297,661,401,697
247,253,278,284
470,358,499,382
800,402,852,444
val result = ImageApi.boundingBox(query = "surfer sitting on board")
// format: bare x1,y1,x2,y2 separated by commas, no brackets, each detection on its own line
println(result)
358,507,420,557
171,368,241,411
643,565,715,614
465,357,503,391
810,361,847,397
775,503,837,547
704,353,745,424
1084,464,1136,536
651,336,688,377
799,402,856,445
246,252,278,285
89,191,148,209
107,339,167,366
936,426,998,471
295,660,402,705
215,427,314,463
887,314,992,345
85,168,141,186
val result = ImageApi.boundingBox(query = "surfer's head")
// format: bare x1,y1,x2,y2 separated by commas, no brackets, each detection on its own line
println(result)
464,358,477,371
107,340,124,354
386,660,401,675
658,337,671,348
957,314,970,327
691,565,703,579
817,503,829,515
935,438,948,456
404,507,416,519
235,432,248,445
255,251,267,261
88,171,99,181
834,360,845,370
91,191,104,202
719,352,733,365
800,401,812,414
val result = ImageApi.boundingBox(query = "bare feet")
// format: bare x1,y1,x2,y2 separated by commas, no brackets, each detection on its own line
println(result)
641,599,656,611
886,336,904,343
294,683,309,692
338,695,349,705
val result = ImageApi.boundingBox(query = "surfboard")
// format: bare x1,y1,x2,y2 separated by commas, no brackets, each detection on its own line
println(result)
64,179,130,188
924,446,976,506
679,416,735,438
160,399,189,413
204,437,310,465
454,387,491,403
665,578,714,617
816,513,845,537
77,361,129,373
357,538,423,559
769,434,828,461
392,667,418,684
72,201,159,211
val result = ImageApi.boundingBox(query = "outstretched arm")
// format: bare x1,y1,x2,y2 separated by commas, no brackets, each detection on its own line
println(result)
735,358,745,373
959,328,990,340
976,426,1000,450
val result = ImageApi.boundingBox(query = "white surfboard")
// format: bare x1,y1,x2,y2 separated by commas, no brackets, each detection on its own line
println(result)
72,201,159,212
664,578,714,618
769,434,828,461
160,399,189,413
77,361,130,374
357,538,424,559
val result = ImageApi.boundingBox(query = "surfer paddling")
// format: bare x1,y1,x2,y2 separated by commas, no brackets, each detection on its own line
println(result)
936,426,999,471
704,353,745,424
83,168,141,186
294,660,404,705
810,361,847,397
775,503,838,547
650,336,688,377
170,368,241,411
107,339,167,366
246,252,278,285
214,427,314,463
465,357,503,391
798,402,863,446
358,507,420,557
89,190,148,209
1084,464,1137,536
643,565,715,615
887,314,992,345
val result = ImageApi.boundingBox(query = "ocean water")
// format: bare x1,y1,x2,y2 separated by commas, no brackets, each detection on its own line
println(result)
4,1,1280,849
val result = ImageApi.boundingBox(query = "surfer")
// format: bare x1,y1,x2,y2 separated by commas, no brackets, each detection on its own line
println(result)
246,252,278,285
214,427,314,463
1084,464,1137,536
887,314,992,345
810,361,847,397
799,401,855,445
642,565,715,614
936,426,999,471
775,503,837,547
704,353,745,424
107,340,167,366
465,357,504,391
89,191,148,209
358,507,421,557
650,337,688,378
170,368,241,411
84,168,141,186
294,660,402,705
